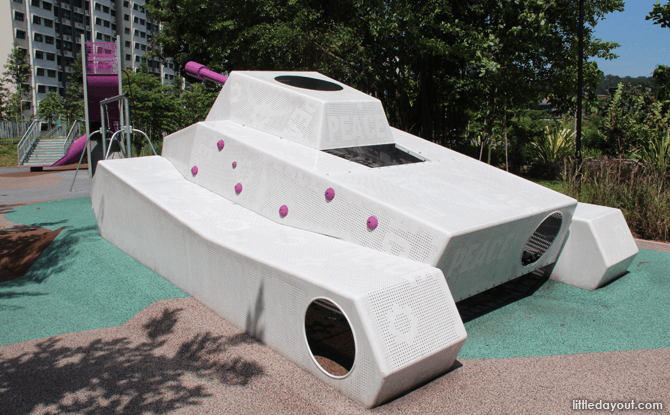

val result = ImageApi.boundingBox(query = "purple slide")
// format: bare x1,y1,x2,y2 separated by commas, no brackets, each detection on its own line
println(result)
50,134,88,167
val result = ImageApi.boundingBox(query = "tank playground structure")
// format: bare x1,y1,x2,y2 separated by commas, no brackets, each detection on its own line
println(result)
87,57,640,408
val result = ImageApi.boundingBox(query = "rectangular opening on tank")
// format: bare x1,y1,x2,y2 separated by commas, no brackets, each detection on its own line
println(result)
322,143,425,168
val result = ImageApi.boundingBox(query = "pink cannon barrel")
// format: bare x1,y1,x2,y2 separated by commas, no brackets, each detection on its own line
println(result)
185,61,228,85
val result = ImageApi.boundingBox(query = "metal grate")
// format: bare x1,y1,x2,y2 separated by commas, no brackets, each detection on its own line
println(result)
522,212,563,266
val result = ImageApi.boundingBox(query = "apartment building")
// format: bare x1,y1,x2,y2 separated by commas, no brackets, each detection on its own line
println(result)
1,0,175,120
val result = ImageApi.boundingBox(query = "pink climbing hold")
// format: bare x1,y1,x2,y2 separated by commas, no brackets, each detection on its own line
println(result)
325,187,335,201
279,205,288,217
217,140,225,150
235,183,243,194
367,216,378,230
191,166,198,176
232,161,237,169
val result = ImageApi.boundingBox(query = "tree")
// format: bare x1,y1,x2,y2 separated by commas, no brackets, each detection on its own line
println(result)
647,1,670,28
145,0,624,148
37,92,64,128
1,46,32,122
600,83,664,157
63,53,85,124
653,65,670,114
122,64,182,155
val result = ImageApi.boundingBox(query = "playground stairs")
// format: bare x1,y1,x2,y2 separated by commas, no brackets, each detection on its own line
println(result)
23,138,67,166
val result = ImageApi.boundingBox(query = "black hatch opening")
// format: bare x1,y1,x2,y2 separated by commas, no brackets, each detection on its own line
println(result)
323,144,424,168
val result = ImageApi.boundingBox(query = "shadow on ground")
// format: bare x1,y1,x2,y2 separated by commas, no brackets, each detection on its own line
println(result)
456,265,552,323
0,308,265,414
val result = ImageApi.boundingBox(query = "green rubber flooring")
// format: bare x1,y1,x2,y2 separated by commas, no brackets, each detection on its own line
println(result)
459,247,670,359
2,197,669,358
1,197,189,346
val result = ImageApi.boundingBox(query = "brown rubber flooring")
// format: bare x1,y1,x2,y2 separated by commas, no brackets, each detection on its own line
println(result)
1,167,668,414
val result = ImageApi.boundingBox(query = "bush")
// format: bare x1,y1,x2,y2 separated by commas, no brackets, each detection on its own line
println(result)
563,158,670,242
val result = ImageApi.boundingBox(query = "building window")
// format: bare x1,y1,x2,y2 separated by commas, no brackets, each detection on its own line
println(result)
16,30,26,39
111,24,116,31
141,44,146,51
134,42,139,49
42,1,51,10
94,2,100,10
48,86,57,93
36,68,45,76
45,36,54,44
103,35,111,41
139,6,144,12
14,12,24,21
74,13,84,23
55,22,60,32
58,72,62,81
57,55,62,64
95,17,102,25
103,20,110,28
139,31,145,38
111,9,116,17
38,85,46,94
47,69,56,77
103,5,109,13
64,41,73,51
33,15,42,25
32,0,40,6
46,53,55,61
34,33,43,42
86,31,91,40
124,14,129,21
13,0,23,3
133,4,138,10
62,10,71,20
124,40,130,47
135,55,140,62
44,18,53,27
140,19,145,26
124,27,130,34
134,29,139,36
35,50,44,59
123,1,128,7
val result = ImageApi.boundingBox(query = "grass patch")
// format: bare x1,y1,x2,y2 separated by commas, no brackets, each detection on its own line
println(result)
564,159,670,242
527,178,565,193
0,142,19,167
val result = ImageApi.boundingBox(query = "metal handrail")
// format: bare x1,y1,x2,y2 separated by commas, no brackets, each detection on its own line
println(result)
17,118,41,165
62,120,81,155
42,122,67,139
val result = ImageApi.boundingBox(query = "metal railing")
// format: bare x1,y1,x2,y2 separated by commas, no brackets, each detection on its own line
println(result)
42,123,67,139
17,118,41,165
63,120,82,155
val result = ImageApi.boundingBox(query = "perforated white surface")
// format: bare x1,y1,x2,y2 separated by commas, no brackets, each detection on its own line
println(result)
550,203,639,290
164,111,577,300
206,71,393,150
91,156,466,408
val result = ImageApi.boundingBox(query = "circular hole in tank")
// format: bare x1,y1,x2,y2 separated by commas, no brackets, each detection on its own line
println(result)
304,298,355,378
275,75,344,91
521,212,563,267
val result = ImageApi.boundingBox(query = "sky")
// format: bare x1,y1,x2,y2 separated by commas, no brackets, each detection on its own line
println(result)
591,1,670,78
